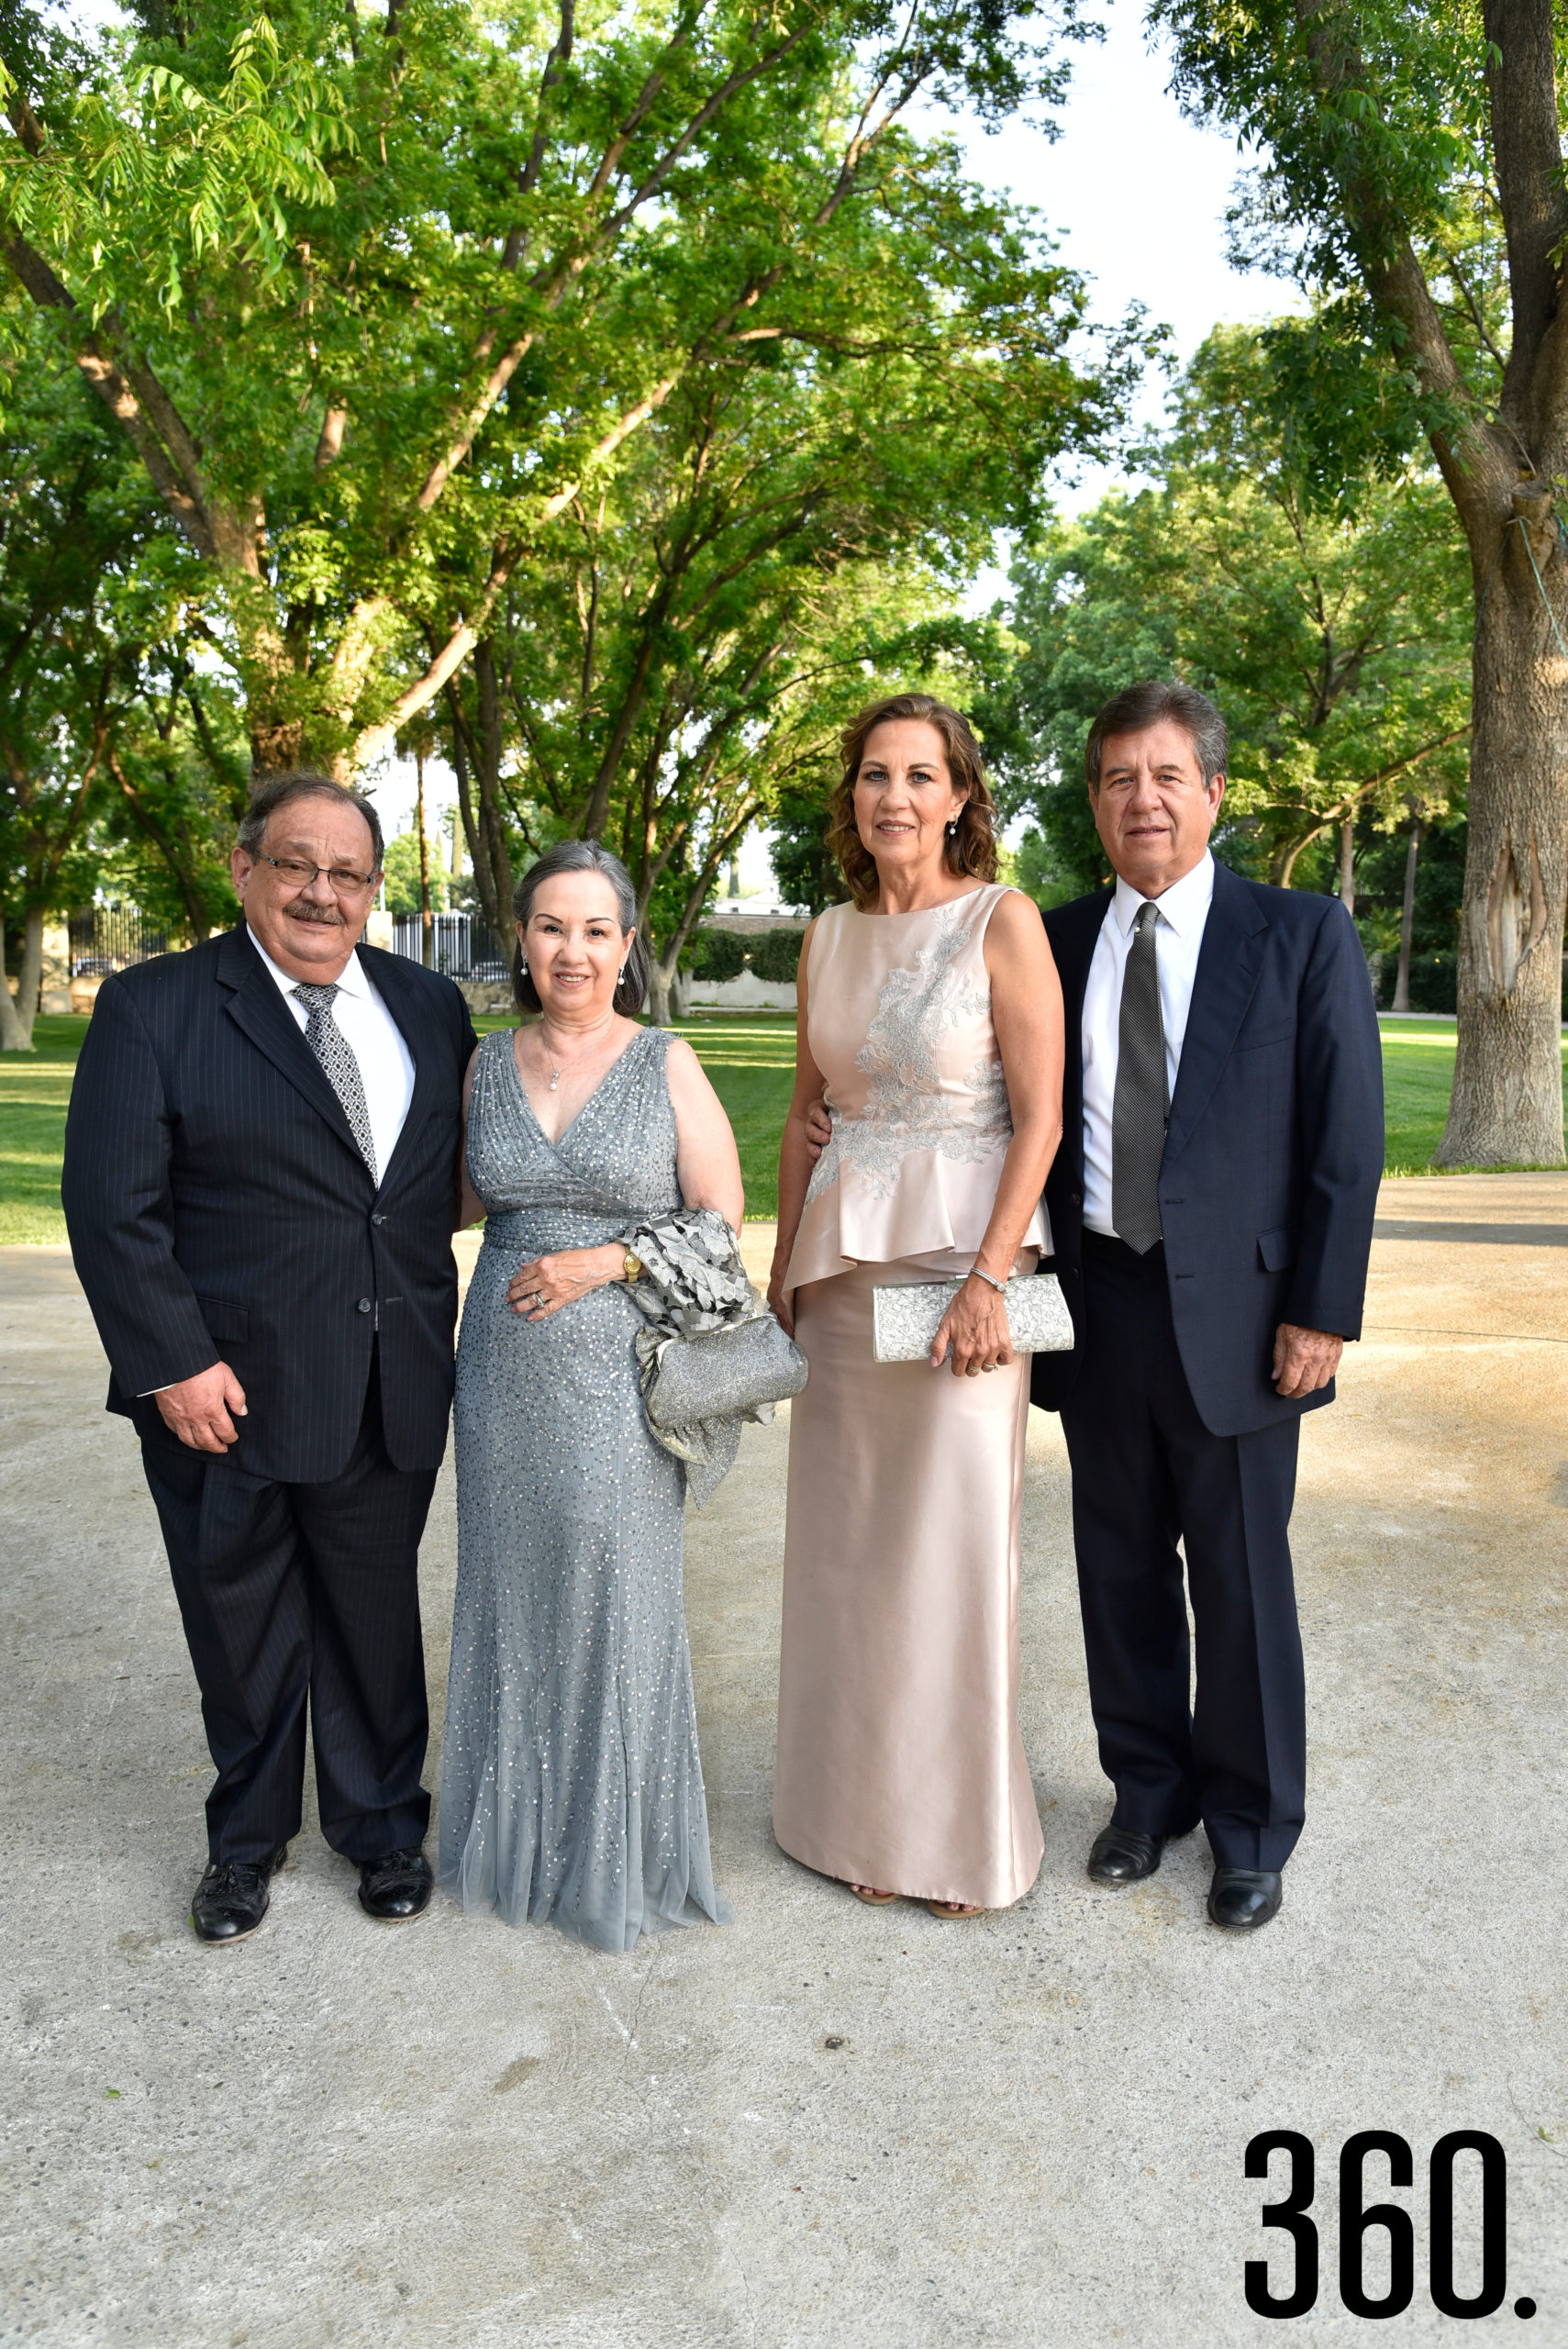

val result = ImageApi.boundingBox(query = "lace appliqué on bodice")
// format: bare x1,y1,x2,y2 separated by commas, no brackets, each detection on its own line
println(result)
805,896,1012,1207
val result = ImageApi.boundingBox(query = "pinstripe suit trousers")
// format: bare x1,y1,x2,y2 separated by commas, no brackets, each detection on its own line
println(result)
140,1356,438,1865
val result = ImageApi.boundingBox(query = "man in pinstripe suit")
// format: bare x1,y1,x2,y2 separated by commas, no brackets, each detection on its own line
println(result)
63,774,478,1943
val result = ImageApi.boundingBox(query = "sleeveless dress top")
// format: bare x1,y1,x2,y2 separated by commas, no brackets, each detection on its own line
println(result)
784,883,1048,1290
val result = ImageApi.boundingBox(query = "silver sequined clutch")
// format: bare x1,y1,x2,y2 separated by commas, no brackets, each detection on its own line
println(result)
871,1272,1073,1363
644,1309,808,1430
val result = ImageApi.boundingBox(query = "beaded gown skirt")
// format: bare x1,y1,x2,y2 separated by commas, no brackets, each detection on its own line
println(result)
438,1027,721,1953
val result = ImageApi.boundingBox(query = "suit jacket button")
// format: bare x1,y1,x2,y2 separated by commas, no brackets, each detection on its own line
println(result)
372,1213,385,1226
1070,1189,1082,1206
357,1297,373,1313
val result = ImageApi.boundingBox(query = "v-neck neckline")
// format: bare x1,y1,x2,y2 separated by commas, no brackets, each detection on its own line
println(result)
505,1022,651,1154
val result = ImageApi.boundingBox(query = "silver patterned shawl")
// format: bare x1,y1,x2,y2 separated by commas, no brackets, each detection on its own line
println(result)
619,1207,772,1506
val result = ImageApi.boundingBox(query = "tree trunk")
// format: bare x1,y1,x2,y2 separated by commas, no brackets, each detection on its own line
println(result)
1436,544,1568,1165
1271,822,1329,887
1392,818,1421,1013
646,951,677,1027
415,750,433,968
0,910,37,1049
1339,818,1356,917
445,676,513,944
473,642,515,936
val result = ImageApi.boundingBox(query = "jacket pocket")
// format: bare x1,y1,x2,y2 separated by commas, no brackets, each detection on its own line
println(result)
197,1294,250,1343
1256,1228,1294,1273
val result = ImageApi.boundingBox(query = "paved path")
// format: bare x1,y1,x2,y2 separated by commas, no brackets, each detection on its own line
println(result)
3,1177,1566,2346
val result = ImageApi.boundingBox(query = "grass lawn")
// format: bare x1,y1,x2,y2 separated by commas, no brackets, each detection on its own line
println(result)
0,1016,87,1245
1379,1015,1568,1173
6,1008,1562,1244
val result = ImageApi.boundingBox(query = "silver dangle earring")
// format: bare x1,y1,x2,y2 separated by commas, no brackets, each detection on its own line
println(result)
945,819,958,838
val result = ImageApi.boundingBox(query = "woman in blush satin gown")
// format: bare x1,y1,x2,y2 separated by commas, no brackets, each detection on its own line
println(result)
767,694,1064,1919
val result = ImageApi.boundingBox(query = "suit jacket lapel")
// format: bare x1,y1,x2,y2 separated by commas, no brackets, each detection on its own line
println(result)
1049,890,1111,1184
1163,862,1269,1166
361,944,444,1196
217,926,373,1179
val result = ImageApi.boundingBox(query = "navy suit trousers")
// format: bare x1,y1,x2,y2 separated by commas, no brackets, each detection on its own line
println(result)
1061,1233,1306,1871
141,1357,437,1865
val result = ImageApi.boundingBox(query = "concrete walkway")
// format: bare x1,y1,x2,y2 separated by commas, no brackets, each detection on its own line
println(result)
3,1177,1566,2347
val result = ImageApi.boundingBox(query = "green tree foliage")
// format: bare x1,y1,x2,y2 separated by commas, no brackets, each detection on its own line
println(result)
1,0,1140,1021
437,295,1121,1012
0,0,1118,786
0,309,244,1042
381,822,450,918
748,925,806,983
988,322,1472,906
1150,0,1566,1164
685,926,749,982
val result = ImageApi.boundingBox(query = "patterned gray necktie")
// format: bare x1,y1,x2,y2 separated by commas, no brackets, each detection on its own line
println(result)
291,982,377,1183
1112,901,1166,1255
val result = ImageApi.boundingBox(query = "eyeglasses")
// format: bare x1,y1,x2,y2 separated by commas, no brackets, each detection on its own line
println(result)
253,853,380,894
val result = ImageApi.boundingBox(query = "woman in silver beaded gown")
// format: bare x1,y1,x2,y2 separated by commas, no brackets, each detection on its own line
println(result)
439,842,745,1954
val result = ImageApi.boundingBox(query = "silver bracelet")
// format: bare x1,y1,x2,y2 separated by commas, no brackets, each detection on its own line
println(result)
967,1265,1007,1295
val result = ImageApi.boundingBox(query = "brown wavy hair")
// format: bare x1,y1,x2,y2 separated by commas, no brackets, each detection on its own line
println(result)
826,693,998,910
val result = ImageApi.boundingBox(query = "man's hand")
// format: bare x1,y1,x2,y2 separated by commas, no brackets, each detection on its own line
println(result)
156,1363,248,1453
1272,1324,1342,1398
804,1096,832,1162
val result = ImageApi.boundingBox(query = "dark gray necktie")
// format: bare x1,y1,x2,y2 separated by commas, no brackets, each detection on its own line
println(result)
291,982,377,1183
1112,901,1166,1255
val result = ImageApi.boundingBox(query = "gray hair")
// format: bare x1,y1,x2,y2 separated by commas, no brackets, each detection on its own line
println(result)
513,839,649,1018
237,772,384,870
1084,681,1229,792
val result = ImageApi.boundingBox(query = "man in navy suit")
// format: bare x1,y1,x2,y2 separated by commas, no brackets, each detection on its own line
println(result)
1031,681,1383,1931
63,774,477,1943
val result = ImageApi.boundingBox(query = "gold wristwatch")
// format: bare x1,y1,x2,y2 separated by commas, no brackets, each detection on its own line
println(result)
622,1249,643,1284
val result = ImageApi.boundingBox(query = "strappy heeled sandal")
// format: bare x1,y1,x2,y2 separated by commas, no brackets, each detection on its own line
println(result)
848,1883,898,1905
926,1899,984,1920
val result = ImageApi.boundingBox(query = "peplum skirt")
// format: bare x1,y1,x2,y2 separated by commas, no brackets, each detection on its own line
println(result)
772,1259,1044,1910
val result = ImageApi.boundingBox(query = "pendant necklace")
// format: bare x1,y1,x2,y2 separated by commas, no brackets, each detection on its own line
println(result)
542,1025,609,1091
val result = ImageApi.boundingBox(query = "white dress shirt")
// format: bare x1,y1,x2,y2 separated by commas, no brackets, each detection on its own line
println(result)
248,927,417,1186
1080,852,1216,1239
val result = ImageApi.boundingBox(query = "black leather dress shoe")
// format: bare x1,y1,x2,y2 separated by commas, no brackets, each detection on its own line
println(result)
1207,1866,1284,1931
192,1845,288,1943
1087,1825,1167,1883
358,1847,434,1920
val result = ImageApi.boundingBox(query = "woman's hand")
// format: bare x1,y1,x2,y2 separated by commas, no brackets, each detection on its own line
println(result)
767,1271,795,1339
508,1243,625,1319
931,1274,1015,1377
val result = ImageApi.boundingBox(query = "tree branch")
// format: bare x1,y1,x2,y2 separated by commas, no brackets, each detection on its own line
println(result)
1292,0,1514,539
415,333,537,510
1482,0,1568,420
592,23,817,249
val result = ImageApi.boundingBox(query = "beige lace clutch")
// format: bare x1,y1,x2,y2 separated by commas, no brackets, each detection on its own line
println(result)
871,1271,1073,1363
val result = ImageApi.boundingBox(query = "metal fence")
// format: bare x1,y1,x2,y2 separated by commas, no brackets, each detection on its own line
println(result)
68,906,171,976
392,909,511,983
